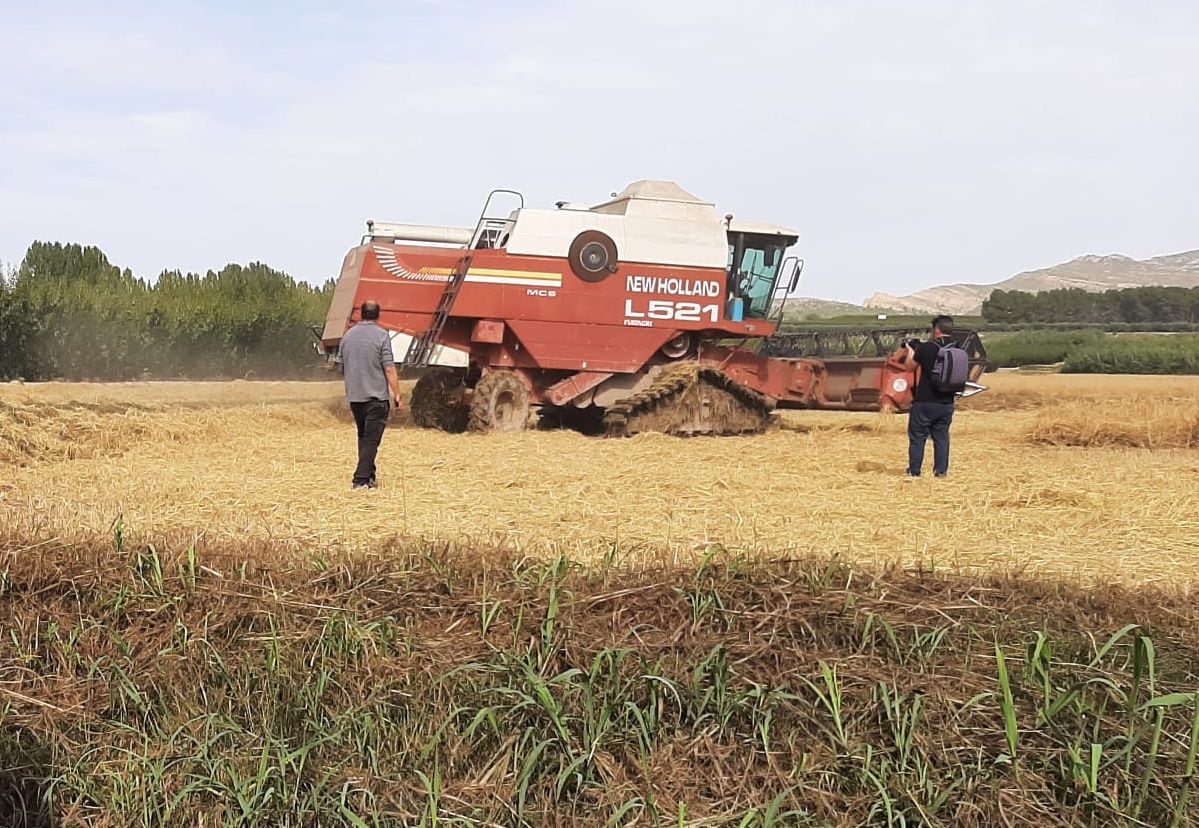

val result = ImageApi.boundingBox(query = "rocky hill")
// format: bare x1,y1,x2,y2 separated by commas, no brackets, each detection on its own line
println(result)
865,250,1199,314
779,297,879,318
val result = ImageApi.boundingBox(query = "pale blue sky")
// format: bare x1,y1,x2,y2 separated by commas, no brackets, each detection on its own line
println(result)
2,0,1196,302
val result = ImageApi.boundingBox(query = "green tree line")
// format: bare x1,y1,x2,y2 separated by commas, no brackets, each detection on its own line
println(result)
983,285,1199,324
0,242,333,381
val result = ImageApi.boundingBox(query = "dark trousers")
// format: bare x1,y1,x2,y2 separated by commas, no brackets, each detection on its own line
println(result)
908,401,954,477
350,399,390,485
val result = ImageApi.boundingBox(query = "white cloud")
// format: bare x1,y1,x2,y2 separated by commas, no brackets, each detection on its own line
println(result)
130,111,213,144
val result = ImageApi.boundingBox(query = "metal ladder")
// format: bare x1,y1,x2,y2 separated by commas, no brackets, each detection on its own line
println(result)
469,189,524,249
403,254,472,367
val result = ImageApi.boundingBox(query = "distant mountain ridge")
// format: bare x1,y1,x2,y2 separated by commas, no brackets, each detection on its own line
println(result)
780,297,876,318
865,250,1199,315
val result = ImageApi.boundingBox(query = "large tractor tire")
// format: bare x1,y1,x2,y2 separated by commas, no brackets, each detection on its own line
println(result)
410,368,469,432
468,369,531,433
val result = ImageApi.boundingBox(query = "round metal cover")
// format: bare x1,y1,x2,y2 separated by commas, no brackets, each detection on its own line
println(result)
661,333,692,359
568,230,618,282
580,242,608,272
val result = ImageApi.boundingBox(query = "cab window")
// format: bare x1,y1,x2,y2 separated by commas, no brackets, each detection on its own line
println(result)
727,233,788,318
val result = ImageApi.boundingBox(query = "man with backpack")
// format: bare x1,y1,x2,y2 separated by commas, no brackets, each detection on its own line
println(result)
903,315,969,478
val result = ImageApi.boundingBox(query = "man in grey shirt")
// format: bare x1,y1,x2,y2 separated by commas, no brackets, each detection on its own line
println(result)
339,301,403,489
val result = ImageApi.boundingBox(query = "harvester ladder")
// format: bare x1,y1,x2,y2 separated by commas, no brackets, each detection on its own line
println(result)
403,254,472,367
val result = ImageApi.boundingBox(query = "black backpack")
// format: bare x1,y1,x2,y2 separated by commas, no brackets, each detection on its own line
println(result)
930,340,970,394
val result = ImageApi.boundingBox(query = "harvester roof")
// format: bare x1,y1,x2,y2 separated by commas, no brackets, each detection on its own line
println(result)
360,180,799,269
504,180,798,268
590,180,713,212
505,180,728,268
726,219,800,240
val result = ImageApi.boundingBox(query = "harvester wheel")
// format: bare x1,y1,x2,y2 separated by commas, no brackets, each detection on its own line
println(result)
410,368,468,432
468,369,531,433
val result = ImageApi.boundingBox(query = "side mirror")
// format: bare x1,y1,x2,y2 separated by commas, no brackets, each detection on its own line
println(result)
790,258,805,292
779,257,804,294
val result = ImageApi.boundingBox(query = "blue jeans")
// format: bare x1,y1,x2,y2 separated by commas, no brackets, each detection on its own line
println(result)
908,402,954,477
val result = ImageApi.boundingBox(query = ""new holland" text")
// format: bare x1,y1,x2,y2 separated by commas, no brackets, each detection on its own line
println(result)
625,276,721,298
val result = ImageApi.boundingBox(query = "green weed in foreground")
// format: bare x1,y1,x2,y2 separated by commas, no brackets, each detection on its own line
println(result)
0,537,1198,826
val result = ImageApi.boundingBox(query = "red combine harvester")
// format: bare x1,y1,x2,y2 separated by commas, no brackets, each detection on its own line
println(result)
318,181,986,435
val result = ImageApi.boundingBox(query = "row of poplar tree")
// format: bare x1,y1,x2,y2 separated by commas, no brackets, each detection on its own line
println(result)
0,242,334,381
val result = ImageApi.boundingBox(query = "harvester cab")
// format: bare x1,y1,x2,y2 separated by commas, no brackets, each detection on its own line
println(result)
319,180,987,435
725,223,800,322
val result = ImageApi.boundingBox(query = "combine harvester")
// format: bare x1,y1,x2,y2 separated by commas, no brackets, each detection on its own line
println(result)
319,181,986,435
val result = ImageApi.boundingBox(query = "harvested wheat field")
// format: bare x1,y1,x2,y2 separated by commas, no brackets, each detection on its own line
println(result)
4,373,1199,826
2,373,1198,584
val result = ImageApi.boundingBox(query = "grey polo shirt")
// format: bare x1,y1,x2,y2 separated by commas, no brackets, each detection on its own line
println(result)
339,321,394,402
